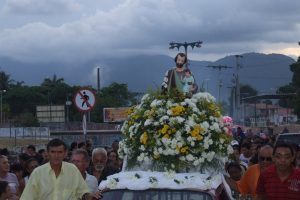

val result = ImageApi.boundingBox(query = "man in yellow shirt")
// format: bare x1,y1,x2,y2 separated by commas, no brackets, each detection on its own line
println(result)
20,138,102,200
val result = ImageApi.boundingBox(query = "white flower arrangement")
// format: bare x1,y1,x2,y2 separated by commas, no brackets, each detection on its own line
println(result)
118,91,232,172
99,171,222,191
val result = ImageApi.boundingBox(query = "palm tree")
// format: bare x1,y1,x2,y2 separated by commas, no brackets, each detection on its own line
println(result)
0,71,13,90
41,74,65,88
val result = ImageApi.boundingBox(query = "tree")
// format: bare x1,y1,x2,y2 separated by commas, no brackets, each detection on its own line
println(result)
277,83,296,108
41,74,65,88
240,84,258,99
92,82,139,122
289,57,300,116
0,71,13,90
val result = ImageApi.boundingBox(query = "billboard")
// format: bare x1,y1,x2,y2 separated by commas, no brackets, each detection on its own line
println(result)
103,107,130,123
36,105,65,123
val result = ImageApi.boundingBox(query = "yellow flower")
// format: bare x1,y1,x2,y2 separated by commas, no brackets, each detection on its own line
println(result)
213,111,221,118
191,125,205,141
196,135,203,141
163,134,170,139
153,154,160,160
180,146,189,154
160,124,169,134
170,105,185,116
127,107,135,115
176,146,180,153
140,132,148,145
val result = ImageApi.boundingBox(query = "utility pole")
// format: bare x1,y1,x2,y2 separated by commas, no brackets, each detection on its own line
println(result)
234,55,243,123
206,65,232,102
97,67,100,93
169,41,202,68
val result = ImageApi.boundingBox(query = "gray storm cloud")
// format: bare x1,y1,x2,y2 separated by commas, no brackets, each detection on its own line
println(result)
0,0,299,63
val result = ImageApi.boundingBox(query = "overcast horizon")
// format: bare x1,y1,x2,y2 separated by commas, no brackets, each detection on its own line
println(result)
0,0,300,87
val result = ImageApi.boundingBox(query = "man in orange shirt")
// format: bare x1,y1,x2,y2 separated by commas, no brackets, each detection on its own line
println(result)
226,144,273,198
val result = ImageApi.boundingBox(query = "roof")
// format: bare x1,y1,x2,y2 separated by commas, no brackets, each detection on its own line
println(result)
242,93,296,102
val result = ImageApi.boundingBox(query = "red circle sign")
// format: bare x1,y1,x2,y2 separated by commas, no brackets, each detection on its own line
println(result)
73,88,96,112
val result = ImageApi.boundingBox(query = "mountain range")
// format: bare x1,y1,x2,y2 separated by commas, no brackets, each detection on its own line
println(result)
0,52,295,102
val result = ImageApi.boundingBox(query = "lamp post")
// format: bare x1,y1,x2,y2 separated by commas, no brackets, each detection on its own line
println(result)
169,41,202,68
0,90,6,126
65,93,72,123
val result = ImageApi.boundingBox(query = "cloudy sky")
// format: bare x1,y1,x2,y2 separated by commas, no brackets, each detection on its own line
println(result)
0,0,300,79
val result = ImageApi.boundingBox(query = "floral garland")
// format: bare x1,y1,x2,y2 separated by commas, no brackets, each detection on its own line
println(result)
99,171,222,191
118,91,233,172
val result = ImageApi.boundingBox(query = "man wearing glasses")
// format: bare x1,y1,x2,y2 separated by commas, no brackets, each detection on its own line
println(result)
256,142,300,200
225,144,273,198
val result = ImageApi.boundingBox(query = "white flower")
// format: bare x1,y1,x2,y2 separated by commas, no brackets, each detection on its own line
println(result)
201,121,210,129
219,138,225,144
144,119,153,126
107,178,118,189
177,142,183,148
160,116,169,122
167,110,172,115
158,147,163,154
154,122,160,126
191,141,195,147
140,145,145,151
171,139,177,149
227,145,234,154
212,122,221,132
193,160,200,166
185,125,191,133
192,107,200,113
176,116,185,124
179,156,186,161
206,152,215,162
141,94,150,102
186,154,195,161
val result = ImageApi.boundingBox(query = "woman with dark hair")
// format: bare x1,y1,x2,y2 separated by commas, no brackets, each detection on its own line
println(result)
106,150,121,172
24,158,39,184
0,181,12,200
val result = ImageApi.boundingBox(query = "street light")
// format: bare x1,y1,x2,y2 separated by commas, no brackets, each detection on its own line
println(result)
0,90,6,126
169,41,202,68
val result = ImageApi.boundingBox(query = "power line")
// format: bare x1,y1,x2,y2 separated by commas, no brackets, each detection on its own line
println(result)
206,65,232,102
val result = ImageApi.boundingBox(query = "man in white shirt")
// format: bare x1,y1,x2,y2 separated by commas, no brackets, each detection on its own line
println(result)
71,149,99,192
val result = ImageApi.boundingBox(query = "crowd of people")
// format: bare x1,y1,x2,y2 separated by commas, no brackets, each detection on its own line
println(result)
225,126,300,199
1,125,300,199
0,139,122,200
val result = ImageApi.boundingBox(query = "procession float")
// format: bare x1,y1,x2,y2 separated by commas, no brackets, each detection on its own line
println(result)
99,53,235,200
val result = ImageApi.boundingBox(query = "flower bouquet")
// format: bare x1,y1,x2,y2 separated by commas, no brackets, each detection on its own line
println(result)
118,90,233,173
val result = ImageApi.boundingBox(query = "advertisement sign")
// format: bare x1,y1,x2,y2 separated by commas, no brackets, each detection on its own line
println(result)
103,107,130,122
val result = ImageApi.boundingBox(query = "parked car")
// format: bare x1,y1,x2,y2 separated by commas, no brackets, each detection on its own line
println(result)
275,133,300,146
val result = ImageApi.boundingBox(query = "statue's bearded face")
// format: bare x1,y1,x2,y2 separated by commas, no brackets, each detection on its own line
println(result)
176,55,186,68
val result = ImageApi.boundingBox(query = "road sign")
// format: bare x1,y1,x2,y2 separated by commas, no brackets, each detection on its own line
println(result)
74,88,96,112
